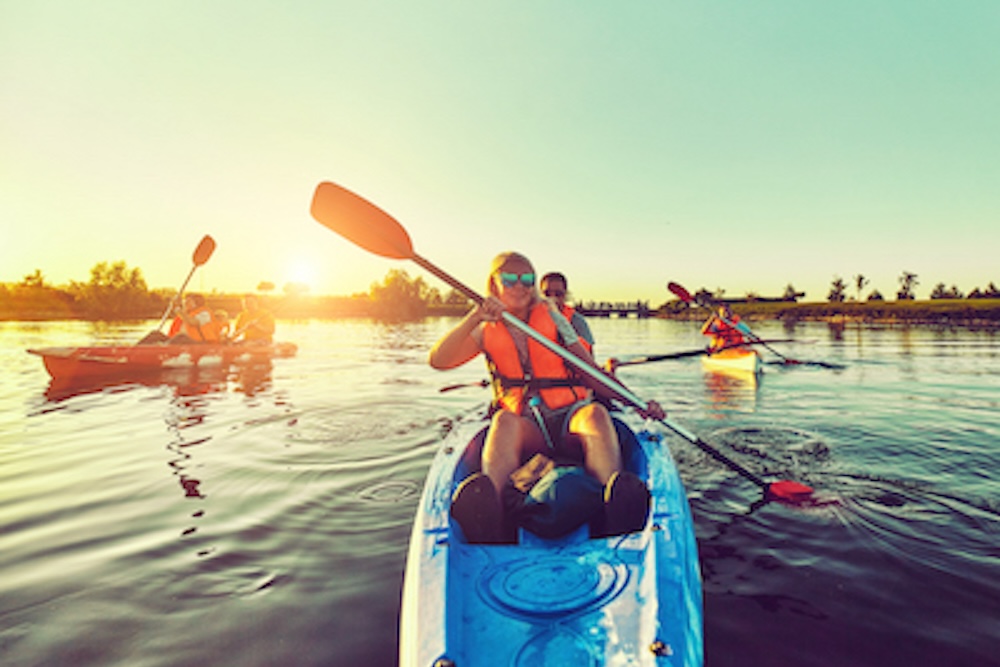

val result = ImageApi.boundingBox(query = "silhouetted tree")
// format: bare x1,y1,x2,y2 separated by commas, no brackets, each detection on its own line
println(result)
897,271,919,300
930,283,964,299
368,269,432,320
69,261,159,319
827,276,847,303
21,269,47,288
782,284,803,302
853,274,869,302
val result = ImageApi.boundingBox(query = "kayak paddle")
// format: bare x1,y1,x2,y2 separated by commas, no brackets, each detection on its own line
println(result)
612,339,798,369
668,282,845,370
310,181,813,501
143,235,216,342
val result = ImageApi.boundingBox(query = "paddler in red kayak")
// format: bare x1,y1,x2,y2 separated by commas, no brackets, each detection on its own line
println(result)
701,303,749,351
430,251,664,543
232,294,276,344
169,293,224,344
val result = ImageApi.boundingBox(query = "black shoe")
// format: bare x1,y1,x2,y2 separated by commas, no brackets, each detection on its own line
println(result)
593,471,650,538
451,473,507,544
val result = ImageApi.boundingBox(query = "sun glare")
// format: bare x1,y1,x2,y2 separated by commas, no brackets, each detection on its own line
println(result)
286,259,319,291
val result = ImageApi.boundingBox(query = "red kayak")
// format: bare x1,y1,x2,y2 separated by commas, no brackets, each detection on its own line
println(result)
28,342,298,381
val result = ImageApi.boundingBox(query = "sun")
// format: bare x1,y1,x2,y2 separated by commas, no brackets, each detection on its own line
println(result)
285,258,319,292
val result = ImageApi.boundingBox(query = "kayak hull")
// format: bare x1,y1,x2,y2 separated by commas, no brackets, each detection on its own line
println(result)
27,342,297,381
400,415,703,667
701,347,760,374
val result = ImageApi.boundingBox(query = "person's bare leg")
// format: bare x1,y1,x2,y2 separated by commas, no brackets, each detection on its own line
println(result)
481,410,547,494
568,403,621,485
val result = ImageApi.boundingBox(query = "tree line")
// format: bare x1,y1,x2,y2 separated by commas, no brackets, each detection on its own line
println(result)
698,271,999,305
824,272,1000,303
4,262,997,322
0,263,472,321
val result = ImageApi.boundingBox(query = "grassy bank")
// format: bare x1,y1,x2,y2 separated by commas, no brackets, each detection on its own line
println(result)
659,298,1000,327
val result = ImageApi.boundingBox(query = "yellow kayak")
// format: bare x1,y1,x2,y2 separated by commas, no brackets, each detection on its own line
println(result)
701,347,760,374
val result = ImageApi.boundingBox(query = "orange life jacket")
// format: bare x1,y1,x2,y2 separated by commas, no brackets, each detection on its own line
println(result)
179,305,223,342
702,313,745,349
560,304,593,354
482,302,589,414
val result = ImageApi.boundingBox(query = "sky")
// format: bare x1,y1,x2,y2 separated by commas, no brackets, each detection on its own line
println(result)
3,2,998,305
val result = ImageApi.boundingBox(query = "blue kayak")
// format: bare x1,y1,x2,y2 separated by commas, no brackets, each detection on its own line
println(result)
399,413,704,666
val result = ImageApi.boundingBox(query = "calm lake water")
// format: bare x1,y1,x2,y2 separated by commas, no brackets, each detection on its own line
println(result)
2,317,998,667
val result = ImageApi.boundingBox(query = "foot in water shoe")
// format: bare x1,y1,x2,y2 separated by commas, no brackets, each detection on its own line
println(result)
450,473,508,544
594,471,650,538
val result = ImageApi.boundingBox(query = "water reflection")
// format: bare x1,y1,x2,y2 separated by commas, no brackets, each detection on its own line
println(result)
42,362,274,403
41,362,281,505
702,368,760,415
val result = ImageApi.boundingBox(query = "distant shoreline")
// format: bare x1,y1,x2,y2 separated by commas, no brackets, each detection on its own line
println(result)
3,296,1000,328
656,298,1000,328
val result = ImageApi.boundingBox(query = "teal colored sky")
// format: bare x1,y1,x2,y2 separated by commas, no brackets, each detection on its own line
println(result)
3,2,998,304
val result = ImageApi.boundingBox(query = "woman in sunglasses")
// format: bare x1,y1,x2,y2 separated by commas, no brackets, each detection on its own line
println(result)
430,251,664,543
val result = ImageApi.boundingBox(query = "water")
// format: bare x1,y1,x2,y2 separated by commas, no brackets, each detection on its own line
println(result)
2,318,998,667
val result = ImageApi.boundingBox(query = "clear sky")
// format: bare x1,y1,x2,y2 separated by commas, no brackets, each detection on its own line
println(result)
3,2,998,304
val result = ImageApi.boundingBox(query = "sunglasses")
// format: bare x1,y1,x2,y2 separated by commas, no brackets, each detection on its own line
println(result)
499,272,536,288
543,289,566,298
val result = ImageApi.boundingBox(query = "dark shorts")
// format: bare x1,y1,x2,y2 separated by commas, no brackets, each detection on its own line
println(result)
529,398,592,462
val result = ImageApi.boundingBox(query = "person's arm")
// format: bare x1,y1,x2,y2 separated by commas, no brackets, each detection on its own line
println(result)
429,298,502,369
547,304,665,419
571,312,595,349
253,311,276,336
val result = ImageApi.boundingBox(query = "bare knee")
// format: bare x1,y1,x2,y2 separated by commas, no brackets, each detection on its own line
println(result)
572,402,615,435
482,411,531,491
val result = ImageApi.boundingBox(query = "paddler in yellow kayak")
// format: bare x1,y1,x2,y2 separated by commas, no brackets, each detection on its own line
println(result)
701,303,749,351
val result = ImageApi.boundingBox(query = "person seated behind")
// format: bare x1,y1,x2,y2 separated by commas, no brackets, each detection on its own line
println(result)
232,294,275,344
429,251,664,544
701,303,747,352
168,293,223,344
540,272,595,354
214,309,231,341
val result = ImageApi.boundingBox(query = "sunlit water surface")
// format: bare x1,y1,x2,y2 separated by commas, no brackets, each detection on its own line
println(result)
2,318,998,667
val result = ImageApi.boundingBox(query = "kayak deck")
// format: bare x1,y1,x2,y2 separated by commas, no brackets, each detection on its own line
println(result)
28,342,298,381
701,347,760,375
400,416,703,666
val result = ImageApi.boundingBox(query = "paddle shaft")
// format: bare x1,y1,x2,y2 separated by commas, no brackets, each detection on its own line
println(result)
614,339,797,368
412,253,773,490
155,265,198,331
151,236,216,335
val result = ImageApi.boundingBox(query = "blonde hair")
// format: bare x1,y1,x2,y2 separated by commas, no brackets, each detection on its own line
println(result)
487,251,537,299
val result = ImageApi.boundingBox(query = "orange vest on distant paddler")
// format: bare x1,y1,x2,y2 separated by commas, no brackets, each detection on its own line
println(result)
179,305,223,342
702,313,745,349
481,302,589,414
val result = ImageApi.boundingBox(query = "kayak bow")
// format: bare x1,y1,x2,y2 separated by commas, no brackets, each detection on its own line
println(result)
28,342,297,381
400,413,704,667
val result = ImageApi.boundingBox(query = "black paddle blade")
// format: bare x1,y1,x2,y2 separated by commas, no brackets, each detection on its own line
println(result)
311,182,415,260
667,281,693,303
193,235,216,266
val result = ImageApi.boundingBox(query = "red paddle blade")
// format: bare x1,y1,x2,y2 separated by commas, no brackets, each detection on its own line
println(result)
667,281,694,303
310,182,415,260
766,480,814,501
193,235,216,266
